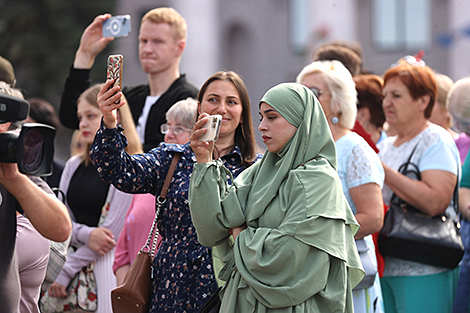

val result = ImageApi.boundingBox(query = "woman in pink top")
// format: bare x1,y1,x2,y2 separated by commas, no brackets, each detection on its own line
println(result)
17,213,50,313
113,98,198,284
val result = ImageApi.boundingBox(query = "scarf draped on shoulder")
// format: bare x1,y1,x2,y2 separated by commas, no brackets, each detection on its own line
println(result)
229,83,364,288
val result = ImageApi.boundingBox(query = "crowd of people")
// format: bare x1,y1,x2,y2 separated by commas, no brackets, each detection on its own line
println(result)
2,5,470,313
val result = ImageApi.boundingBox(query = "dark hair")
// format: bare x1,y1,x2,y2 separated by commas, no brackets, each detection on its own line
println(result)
327,40,363,59
354,74,385,128
26,98,60,129
197,71,256,166
313,44,362,76
383,64,437,118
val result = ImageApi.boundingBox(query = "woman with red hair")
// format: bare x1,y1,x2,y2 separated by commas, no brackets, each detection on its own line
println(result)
378,64,460,313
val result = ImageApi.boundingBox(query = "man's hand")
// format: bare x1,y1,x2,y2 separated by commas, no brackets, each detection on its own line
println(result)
0,163,72,242
0,162,21,185
89,227,115,256
74,14,114,69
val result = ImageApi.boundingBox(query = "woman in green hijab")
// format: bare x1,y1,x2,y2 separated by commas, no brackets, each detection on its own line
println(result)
189,82,364,312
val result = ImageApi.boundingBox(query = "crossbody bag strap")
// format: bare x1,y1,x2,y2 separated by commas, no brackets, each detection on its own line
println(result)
393,143,460,217
391,144,420,204
143,152,182,257
398,143,419,175
401,143,459,216
453,162,460,218
161,153,181,199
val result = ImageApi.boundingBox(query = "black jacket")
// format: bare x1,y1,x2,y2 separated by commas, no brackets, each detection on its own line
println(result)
59,66,198,151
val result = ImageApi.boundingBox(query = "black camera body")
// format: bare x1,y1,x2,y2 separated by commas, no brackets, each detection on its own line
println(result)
0,93,55,176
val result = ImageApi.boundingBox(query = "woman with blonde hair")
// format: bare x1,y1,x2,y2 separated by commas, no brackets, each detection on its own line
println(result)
430,74,456,137
297,60,385,313
47,84,141,313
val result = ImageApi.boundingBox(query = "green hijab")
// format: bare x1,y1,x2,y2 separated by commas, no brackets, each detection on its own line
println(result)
228,82,363,291
243,82,339,223
191,83,364,308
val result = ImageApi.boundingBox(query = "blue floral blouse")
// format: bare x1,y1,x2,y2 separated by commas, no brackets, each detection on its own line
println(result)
90,122,261,313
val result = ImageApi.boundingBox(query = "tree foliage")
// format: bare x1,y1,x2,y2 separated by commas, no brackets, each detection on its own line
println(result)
0,0,116,102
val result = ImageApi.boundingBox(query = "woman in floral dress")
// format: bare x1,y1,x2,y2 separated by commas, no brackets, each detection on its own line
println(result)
90,71,261,312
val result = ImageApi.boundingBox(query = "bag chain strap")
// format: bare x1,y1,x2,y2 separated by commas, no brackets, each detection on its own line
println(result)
142,152,182,258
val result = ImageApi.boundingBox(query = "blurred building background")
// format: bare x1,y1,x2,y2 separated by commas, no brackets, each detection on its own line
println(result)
2,0,470,160
110,0,470,152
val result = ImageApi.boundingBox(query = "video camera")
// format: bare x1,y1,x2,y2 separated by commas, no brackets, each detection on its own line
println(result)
0,93,55,176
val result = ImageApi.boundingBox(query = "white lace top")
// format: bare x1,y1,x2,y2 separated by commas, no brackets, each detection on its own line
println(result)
377,123,460,276
335,132,384,215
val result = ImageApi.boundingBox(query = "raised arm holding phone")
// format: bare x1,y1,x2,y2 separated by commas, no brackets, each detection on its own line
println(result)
90,71,260,312
59,7,198,151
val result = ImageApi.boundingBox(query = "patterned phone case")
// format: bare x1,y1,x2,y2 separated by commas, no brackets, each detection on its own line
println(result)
107,54,123,103
106,54,124,87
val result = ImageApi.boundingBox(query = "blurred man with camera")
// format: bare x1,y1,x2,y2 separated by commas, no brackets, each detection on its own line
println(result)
0,80,72,312
59,7,198,152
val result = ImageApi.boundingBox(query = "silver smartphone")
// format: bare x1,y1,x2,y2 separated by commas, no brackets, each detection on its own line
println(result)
102,15,131,38
199,115,222,142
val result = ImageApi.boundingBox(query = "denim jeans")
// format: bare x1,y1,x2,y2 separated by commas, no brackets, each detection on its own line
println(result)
453,219,470,313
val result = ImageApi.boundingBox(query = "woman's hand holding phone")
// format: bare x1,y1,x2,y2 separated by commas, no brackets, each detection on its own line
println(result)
190,113,217,164
97,80,124,129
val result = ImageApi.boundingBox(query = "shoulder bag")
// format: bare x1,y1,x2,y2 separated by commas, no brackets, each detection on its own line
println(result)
353,238,378,290
41,188,71,294
38,184,116,313
111,152,181,313
378,145,464,269
40,264,97,312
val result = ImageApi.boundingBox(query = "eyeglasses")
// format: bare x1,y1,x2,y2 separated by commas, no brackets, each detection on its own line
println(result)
309,87,329,99
160,124,191,135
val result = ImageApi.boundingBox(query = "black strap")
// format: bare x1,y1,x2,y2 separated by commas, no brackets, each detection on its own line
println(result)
392,143,459,216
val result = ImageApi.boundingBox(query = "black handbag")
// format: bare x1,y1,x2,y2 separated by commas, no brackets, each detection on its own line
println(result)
378,145,464,269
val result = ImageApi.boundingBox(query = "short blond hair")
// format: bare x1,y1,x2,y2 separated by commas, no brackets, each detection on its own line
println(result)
435,74,454,111
141,7,187,41
296,60,357,129
448,78,470,122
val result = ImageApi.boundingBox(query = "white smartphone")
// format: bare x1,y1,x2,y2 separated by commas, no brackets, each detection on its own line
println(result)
102,15,131,38
199,115,222,142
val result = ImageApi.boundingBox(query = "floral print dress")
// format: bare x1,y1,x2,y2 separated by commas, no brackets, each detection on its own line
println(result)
90,124,259,313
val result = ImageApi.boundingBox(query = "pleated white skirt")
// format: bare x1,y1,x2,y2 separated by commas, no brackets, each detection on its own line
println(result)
93,247,116,313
